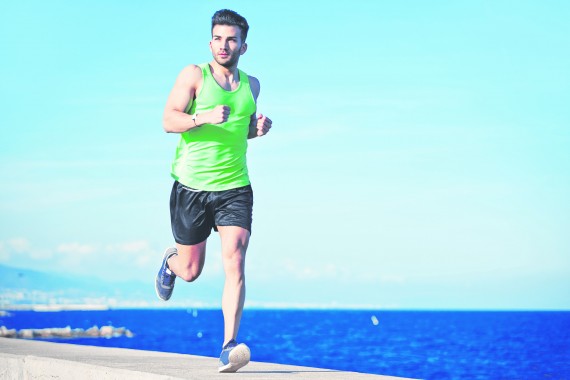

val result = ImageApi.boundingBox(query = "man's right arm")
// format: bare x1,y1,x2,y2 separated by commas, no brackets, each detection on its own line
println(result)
163,65,202,133
163,65,231,133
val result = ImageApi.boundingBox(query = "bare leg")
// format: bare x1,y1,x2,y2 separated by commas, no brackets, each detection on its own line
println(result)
218,226,250,346
168,241,207,282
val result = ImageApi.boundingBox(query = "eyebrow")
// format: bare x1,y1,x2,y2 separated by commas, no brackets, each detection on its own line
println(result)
213,34,238,40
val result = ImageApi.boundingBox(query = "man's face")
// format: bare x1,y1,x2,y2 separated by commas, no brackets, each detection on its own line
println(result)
210,25,247,68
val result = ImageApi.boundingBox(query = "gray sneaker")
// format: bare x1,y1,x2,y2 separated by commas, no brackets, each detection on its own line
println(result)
218,340,250,373
155,247,177,301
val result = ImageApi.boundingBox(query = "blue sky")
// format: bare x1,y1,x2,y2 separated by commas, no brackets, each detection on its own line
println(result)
1,1,569,309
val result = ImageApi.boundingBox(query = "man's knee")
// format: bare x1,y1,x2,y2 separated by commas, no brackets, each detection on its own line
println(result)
223,251,245,277
174,241,206,282
178,264,203,282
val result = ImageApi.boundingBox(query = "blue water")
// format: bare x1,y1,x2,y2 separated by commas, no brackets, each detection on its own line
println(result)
1,309,569,379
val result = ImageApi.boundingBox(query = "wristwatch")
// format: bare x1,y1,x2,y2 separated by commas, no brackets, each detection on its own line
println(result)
192,113,198,127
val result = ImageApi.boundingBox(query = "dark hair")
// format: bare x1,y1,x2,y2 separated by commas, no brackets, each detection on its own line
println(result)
211,9,249,42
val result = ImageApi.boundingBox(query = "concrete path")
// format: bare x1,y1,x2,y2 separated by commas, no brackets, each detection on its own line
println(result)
0,338,415,380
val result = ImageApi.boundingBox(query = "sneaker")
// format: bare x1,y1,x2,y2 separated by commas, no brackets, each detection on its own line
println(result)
155,247,178,301
218,340,251,373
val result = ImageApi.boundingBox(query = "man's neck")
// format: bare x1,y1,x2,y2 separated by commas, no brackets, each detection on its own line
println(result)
210,61,239,80
209,61,240,91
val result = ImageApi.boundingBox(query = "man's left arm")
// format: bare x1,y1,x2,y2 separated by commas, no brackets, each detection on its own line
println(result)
248,76,272,139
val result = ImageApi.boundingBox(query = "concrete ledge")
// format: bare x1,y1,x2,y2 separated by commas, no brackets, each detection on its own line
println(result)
0,338,414,380
1,354,173,380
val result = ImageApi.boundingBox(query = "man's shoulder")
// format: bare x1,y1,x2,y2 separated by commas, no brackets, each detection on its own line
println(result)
175,64,204,87
247,75,260,99
247,74,259,85
181,64,204,77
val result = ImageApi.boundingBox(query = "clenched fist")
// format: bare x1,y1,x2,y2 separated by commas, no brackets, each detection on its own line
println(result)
205,105,231,125
255,114,272,136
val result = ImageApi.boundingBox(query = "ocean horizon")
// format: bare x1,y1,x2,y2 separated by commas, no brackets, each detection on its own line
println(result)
1,308,569,379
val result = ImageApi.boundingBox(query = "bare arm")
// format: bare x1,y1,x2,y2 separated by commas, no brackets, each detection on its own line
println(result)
248,76,272,139
163,65,202,133
163,65,230,133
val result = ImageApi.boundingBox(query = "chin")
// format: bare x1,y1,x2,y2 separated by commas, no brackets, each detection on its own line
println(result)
215,56,239,68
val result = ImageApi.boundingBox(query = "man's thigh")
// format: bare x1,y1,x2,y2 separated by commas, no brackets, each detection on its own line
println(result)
175,240,207,270
218,226,250,271
170,181,214,245
213,185,253,234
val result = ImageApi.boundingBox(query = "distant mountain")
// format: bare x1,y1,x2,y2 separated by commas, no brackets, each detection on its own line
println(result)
0,264,156,306
1,264,104,292
0,264,220,308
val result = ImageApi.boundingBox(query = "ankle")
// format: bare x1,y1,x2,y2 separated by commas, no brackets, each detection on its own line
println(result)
166,254,178,268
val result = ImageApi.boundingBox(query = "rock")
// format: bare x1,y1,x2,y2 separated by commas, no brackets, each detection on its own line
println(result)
52,326,73,338
114,327,125,336
19,329,34,339
73,328,83,336
37,328,52,338
100,326,113,338
0,326,17,338
85,326,100,337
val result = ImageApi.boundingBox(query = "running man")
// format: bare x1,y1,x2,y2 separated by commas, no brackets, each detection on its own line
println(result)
154,9,272,373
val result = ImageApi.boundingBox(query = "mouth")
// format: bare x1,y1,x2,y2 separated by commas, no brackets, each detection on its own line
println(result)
218,52,229,59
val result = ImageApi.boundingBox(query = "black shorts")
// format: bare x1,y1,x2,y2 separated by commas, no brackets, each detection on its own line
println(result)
170,181,253,245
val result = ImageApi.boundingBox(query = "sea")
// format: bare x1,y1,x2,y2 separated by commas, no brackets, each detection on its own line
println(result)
1,309,569,380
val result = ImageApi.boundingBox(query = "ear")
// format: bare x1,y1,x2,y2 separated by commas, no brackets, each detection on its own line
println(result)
240,42,248,55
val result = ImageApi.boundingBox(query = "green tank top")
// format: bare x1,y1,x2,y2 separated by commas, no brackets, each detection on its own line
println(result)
171,63,256,191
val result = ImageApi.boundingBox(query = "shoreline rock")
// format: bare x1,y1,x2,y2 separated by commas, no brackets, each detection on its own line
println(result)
0,325,134,339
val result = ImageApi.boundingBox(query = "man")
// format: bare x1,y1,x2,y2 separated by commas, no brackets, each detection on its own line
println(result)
155,9,272,373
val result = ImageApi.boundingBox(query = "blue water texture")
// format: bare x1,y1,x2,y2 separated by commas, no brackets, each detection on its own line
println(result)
2,309,569,380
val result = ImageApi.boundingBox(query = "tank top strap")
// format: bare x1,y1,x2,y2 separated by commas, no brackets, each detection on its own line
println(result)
198,63,211,79
238,69,250,86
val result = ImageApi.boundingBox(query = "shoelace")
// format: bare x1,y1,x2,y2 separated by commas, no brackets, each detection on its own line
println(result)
162,267,176,286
